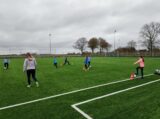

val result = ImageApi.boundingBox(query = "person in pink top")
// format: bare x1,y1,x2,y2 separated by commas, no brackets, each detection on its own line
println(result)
134,56,145,79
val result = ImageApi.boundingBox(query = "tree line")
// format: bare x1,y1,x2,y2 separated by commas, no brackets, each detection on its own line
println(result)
73,37,112,54
73,22,160,56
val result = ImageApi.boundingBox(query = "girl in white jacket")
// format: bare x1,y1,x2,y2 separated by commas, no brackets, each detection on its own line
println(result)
23,53,39,88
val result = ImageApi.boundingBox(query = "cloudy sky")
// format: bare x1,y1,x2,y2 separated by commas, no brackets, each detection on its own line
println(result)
0,0,160,54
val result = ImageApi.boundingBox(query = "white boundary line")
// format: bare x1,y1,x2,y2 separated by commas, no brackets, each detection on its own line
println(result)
71,78,160,119
0,74,153,111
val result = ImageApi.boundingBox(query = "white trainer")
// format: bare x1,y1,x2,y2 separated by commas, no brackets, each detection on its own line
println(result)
27,85,31,88
36,82,39,87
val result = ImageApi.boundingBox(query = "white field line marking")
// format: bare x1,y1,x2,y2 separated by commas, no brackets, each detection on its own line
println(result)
72,105,93,119
0,74,153,111
71,78,160,119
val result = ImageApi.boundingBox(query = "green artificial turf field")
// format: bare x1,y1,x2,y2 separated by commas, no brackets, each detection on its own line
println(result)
0,57,160,119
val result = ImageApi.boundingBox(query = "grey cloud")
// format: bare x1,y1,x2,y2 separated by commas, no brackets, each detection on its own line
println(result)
0,0,160,54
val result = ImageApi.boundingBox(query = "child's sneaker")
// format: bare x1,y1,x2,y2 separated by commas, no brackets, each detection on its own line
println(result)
27,85,31,88
36,82,39,87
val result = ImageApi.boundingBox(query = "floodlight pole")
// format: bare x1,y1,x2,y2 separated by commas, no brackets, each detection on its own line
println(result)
117,39,120,49
114,30,116,55
49,33,52,55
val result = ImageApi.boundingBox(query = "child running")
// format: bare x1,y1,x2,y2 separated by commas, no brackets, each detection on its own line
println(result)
134,56,145,79
53,57,58,68
63,56,70,65
23,53,39,88
3,57,10,70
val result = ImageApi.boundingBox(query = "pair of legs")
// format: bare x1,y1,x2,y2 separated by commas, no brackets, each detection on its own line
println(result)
84,64,89,70
63,61,70,65
27,69,38,86
4,63,9,69
54,63,58,68
136,67,144,79
88,61,91,67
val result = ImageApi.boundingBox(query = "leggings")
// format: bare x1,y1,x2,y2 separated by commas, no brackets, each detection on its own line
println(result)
54,63,58,68
27,69,37,85
88,61,91,67
84,64,88,69
136,67,144,78
64,61,70,65
4,63,9,69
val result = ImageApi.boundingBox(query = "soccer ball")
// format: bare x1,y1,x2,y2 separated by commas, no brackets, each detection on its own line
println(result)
155,69,160,74
134,74,137,78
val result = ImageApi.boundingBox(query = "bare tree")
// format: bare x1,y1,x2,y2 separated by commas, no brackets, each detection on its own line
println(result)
105,43,112,53
88,37,99,53
140,22,160,56
73,37,88,54
127,40,137,49
99,37,111,54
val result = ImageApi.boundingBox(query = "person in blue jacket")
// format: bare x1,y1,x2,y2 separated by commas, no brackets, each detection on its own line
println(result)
88,56,91,68
83,56,89,71
53,57,58,68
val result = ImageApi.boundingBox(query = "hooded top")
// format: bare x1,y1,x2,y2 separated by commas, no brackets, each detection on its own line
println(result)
53,58,57,64
4,58,9,63
84,57,89,65
23,57,37,71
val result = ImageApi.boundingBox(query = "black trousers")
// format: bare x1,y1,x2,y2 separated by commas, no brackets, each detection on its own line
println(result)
136,67,144,78
27,69,37,85
64,61,70,65
54,63,58,68
88,61,91,67
84,64,88,69
4,63,9,69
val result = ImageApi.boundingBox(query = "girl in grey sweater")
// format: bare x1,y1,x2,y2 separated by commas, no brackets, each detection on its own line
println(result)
23,53,39,88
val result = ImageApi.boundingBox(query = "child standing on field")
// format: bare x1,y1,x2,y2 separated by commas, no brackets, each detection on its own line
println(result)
23,53,39,88
134,56,145,79
53,57,58,68
88,56,91,68
3,57,10,70
83,56,89,71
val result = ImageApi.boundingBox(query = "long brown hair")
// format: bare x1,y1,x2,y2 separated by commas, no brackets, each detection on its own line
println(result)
26,52,33,61
140,56,144,62
26,52,32,58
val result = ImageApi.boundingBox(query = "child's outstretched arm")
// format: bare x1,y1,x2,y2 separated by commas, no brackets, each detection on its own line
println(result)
134,59,140,65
